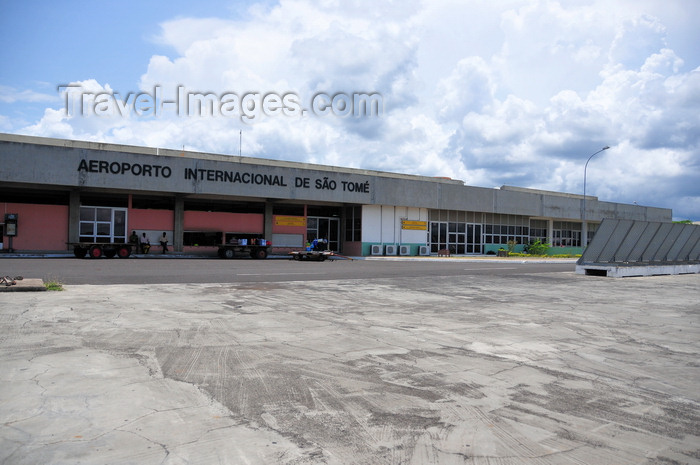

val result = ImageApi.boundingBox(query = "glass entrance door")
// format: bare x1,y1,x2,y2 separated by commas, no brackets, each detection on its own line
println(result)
307,217,340,251
466,224,482,254
430,221,448,253
430,221,482,254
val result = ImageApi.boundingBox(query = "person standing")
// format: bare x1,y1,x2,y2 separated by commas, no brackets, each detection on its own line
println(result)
129,230,139,252
160,232,168,254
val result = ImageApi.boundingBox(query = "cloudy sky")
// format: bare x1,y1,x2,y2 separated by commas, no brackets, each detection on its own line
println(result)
1,0,699,220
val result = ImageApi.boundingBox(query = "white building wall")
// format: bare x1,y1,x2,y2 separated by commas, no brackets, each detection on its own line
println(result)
381,206,396,243
362,205,382,242
362,205,428,244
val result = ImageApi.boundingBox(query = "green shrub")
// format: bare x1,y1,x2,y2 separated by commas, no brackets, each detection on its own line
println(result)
44,280,64,291
525,240,550,256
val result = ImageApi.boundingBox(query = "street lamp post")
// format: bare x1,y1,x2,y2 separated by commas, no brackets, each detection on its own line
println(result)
582,146,610,248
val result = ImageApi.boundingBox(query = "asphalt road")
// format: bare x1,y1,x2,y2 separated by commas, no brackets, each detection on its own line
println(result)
0,256,575,285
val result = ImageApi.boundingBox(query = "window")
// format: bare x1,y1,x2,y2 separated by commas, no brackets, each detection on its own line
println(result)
427,210,484,254
483,214,529,246
344,206,362,242
529,219,548,244
429,220,482,254
79,206,128,243
552,221,582,247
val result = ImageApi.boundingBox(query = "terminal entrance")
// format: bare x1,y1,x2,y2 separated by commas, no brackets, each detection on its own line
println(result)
429,221,483,254
306,217,340,251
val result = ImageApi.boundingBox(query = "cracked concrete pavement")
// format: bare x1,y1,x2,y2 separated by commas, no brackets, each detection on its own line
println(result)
1,272,699,464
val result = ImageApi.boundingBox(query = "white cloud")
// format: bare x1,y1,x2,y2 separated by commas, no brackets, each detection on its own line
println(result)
23,108,77,140
437,57,495,120
609,14,667,70
0,114,12,131
14,0,700,220
0,85,55,104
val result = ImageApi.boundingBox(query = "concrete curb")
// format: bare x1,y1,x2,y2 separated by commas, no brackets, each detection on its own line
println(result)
362,256,578,264
0,253,578,264
0,278,46,292
0,252,578,263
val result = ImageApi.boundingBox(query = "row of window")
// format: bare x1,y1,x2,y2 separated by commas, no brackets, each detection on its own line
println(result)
430,222,483,254
552,221,583,247
78,205,593,249
429,212,590,248
530,219,549,243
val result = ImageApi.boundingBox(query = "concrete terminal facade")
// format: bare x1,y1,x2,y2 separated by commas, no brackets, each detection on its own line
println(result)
0,133,672,256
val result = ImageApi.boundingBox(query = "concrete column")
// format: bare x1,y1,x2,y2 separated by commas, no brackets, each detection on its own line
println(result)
339,205,348,253
264,201,274,240
174,196,184,252
547,219,554,246
68,190,80,245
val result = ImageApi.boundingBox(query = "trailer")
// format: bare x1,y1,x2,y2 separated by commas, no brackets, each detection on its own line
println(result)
217,243,271,259
69,242,135,259
288,250,354,261
289,250,332,261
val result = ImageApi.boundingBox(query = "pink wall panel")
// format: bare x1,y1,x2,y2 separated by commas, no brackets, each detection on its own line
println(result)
2,203,69,251
128,209,174,230
183,211,263,233
272,224,306,234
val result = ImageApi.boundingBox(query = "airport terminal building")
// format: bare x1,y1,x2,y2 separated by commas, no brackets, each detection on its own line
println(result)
0,133,672,256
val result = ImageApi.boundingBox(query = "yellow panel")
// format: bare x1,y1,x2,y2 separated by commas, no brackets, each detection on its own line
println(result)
402,220,427,230
275,216,307,227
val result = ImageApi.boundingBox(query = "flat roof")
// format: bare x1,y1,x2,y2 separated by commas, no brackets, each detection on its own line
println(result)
500,184,594,201
0,132,465,186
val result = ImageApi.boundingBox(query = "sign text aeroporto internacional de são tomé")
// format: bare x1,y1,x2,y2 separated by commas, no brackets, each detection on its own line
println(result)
77,159,371,193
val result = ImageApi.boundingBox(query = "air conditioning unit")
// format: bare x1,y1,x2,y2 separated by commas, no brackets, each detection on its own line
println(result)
419,245,430,256
371,244,384,255
399,245,411,256
385,245,398,255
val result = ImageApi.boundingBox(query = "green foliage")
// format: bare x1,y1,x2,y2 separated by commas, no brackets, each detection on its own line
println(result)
44,280,64,291
525,240,550,256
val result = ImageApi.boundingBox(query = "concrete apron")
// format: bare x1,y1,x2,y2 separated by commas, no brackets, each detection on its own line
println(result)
1,273,698,464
